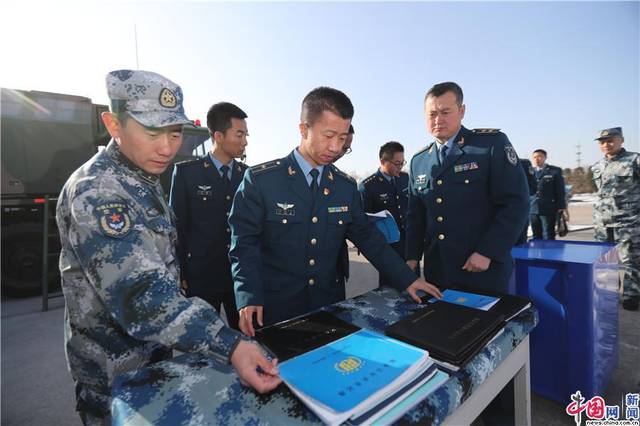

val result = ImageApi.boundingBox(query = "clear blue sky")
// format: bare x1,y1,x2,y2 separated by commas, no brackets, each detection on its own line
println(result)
2,1,638,178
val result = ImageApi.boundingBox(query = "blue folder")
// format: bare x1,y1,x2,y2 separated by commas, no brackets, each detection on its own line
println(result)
366,211,400,244
429,289,499,311
279,329,425,413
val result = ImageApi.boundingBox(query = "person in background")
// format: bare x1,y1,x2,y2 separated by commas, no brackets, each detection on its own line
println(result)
170,102,249,329
592,127,640,311
529,149,568,240
359,141,413,285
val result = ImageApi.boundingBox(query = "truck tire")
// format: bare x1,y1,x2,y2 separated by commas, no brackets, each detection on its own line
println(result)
1,223,58,296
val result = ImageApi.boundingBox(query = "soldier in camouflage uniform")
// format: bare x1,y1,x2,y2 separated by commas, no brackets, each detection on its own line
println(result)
56,70,280,425
592,127,640,311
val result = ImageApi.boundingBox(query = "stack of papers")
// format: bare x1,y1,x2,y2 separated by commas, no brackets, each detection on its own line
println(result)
278,329,447,426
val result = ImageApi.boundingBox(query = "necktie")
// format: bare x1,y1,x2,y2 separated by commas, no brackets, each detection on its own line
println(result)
220,165,230,186
309,168,319,203
439,145,448,165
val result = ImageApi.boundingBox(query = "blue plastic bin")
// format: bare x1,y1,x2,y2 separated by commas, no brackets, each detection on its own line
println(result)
511,240,618,404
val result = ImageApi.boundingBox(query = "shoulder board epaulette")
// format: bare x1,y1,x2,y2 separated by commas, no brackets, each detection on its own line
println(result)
330,165,356,183
175,158,202,167
473,128,501,134
362,174,377,185
250,159,284,175
414,142,434,157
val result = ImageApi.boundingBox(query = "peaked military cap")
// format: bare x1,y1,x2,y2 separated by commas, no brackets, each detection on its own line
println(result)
106,69,191,128
595,127,623,141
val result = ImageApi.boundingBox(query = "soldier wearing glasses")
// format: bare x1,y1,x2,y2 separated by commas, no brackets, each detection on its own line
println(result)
359,142,413,285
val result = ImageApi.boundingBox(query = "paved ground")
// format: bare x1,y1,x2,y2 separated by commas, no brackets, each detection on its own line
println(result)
2,201,638,425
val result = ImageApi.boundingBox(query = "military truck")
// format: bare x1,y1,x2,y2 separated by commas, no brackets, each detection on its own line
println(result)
1,88,209,294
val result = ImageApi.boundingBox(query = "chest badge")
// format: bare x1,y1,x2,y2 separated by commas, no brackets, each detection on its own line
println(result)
276,202,295,216
328,206,349,213
416,174,427,184
197,185,213,197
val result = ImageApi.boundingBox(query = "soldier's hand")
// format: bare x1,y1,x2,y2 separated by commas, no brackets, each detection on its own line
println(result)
462,252,491,272
406,260,419,271
238,305,263,337
230,340,281,393
406,278,442,303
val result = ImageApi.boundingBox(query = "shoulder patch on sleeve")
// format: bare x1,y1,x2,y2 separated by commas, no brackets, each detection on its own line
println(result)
250,159,285,175
330,165,356,183
504,144,519,166
95,202,132,238
473,128,501,134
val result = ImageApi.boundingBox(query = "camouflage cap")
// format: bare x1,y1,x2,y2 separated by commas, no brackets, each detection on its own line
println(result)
106,69,191,128
595,127,623,141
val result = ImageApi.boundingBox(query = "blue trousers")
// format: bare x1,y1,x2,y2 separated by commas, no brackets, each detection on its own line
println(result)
530,214,557,240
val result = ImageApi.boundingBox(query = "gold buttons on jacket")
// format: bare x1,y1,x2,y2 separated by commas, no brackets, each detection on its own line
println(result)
464,179,470,184
438,234,445,240
282,219,288,224
437,216,444,222
436,197,443,204
226,195,231,200
436,179,443,186
312,216,318,223
226,227,230,233
308,278,315,285
226,243,231,248
338,220,343,225
309,259,315,266
311,238,317,245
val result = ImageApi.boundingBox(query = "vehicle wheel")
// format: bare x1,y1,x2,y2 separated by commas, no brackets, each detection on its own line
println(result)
1,223,59,296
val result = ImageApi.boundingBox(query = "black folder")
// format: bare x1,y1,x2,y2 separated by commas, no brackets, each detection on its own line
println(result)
255,311,360,361
385,302,504,370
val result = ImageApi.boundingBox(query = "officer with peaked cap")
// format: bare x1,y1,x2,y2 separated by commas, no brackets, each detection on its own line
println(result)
591,127,640,311
56,69,280,425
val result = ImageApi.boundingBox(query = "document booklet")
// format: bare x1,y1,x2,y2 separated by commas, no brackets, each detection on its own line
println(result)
255,311,360,361
365,210,400,243
278,329,433,426
369,370,449,426
347,363,446,426
435,287,533,322
428,289,500,311
385,302,505,371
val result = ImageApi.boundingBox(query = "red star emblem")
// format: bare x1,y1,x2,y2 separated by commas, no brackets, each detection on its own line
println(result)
110,213,121,223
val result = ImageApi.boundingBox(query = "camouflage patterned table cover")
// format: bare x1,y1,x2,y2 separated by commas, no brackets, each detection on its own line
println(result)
112,287,538,425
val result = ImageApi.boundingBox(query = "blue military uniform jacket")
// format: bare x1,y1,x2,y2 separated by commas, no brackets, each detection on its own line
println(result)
530,164,566,215
169,156,248,297
406,126,529,293
519,158,537,196
229,150,419,325
358,170,409,254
